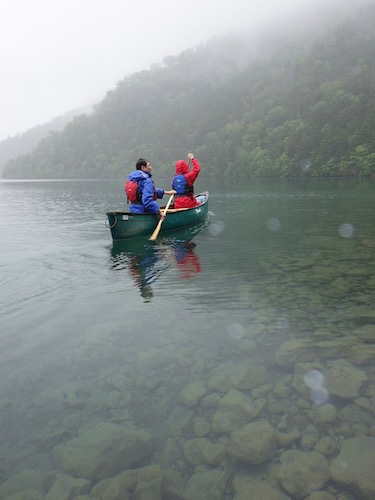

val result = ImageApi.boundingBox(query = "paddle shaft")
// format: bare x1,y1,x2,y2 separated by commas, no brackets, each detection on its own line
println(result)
149,194,174,240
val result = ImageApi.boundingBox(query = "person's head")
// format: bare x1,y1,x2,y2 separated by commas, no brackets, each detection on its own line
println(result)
136,158,152,172
175,160,189,174
136,158,148,170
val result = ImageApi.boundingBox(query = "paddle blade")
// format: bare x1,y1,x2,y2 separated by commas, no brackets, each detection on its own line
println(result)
149,219,163,241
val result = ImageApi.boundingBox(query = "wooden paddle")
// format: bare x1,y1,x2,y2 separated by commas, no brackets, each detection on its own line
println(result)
149,194,174,240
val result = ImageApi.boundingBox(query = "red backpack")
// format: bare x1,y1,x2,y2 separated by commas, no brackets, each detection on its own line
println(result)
125,179,141,203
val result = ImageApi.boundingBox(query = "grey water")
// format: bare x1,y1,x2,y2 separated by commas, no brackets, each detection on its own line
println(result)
0,177,374,498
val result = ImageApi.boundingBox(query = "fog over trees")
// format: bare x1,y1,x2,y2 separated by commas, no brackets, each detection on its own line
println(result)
2,1,374,179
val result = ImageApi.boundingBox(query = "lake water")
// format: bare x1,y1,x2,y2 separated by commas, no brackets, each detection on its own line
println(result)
0,177,374,498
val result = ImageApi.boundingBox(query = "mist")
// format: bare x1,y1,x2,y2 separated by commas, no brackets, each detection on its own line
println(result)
0,0,371,141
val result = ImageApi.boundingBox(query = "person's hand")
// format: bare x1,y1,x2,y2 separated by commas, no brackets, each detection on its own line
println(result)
165,190,176,195
187,153,194,160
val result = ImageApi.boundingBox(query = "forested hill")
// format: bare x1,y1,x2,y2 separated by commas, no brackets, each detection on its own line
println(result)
0,105,93,176
3,3,375,179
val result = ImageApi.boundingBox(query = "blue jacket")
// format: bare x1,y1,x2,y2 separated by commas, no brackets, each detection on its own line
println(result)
128,170,164,214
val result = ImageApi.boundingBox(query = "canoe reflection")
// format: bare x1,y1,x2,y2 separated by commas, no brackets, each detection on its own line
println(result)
110,231,202,301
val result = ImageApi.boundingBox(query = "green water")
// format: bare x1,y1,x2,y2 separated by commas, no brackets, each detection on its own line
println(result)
0,178,374,498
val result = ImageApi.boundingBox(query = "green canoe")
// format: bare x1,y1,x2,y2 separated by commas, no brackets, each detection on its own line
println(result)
106,191,209,241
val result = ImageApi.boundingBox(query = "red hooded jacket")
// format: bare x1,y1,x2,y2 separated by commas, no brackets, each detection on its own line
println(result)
172,158,201,209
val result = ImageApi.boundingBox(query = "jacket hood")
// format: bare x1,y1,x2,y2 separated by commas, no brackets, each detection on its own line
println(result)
128,170,149,182
175,160,189,174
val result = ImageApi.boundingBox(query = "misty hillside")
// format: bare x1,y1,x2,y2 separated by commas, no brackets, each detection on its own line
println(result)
0,105,93,176
2,2,375,179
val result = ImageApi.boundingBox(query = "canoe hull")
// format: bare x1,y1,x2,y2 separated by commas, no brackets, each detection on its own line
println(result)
106,192,209,241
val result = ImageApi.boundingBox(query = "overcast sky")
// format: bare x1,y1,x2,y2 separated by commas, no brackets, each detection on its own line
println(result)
0,0,360,141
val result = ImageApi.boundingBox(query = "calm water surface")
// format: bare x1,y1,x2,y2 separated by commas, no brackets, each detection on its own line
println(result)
0,178,374,498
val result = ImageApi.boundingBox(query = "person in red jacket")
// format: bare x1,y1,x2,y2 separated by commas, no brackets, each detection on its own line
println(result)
172,153,201,209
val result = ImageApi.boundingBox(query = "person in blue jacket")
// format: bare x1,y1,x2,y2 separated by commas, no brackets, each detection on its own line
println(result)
126,158,176,216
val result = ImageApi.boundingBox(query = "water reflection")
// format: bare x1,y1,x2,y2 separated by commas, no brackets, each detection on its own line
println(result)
110,227,203,301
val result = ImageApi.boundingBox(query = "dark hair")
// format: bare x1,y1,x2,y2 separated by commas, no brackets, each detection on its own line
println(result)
136,158,148,170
